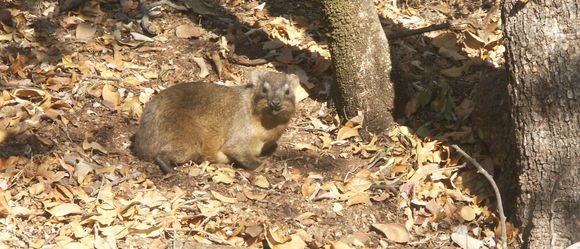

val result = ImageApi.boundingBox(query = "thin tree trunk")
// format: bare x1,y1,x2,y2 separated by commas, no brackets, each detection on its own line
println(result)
320,0,395,135
501,0,580,247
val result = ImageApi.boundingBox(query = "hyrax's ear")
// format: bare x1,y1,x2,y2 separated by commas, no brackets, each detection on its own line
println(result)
250,69,265,86
286,74,300,89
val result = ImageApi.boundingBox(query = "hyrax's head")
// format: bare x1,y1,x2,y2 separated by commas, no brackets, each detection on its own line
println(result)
250,69,299,117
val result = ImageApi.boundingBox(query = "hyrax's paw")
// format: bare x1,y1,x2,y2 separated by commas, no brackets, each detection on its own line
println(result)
237,159,261,170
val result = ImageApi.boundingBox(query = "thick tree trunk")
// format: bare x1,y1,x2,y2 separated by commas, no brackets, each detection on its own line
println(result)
501,0,580,247
320,0,395,134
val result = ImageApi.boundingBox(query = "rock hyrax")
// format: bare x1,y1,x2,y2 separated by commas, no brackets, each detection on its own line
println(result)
132,69,299,173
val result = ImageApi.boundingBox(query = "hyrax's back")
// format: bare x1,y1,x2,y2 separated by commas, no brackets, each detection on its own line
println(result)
132,69,299,173
132,82,243,167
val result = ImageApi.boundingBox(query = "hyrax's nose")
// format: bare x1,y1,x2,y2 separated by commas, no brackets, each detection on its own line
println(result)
269,99,282,110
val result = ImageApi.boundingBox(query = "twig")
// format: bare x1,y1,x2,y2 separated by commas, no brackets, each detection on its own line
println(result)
111,172,141,186
227,53,268,66
387,22,451,39
83,75,121,82
451,145,507,249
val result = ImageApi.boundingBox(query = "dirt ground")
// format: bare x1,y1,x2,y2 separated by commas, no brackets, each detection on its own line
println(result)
0,0,511,248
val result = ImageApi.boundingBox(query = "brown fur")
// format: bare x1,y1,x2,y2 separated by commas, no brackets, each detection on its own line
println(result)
132,69,299,173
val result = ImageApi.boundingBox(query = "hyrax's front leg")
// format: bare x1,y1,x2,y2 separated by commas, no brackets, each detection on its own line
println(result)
221,140,263,169
222,149,261,169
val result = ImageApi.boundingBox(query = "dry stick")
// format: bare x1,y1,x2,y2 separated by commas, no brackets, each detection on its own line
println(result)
387,22,451,39
451,145,508,249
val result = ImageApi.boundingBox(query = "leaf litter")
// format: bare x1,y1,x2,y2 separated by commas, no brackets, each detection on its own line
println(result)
0,0,512,248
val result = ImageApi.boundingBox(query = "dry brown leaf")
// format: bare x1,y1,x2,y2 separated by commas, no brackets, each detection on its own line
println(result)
301,179,318,198
211,190,238,203
292,210,314,221
463,31,486,50
11,206,33,217
346,192,370,206
0,33,13,42
120,96,143,119
266,226,290,244
129,222,163,237
275,47,294,63
175,24,204,38
317,134,331,150
292,142,317,151
344,177,372,193
337,126,360,140
94,203,118,226
140,190,167,208
212,168,236,184
29,182,45,196
331,241,352,249
60,241,92,249
13,88,45,103
122,76,141,86
451,232,485,249
459,205,476,221
332,202,343,213
253,175,270,189
74,161,94,185
102,84,120,107
441,65,467,78
293,82,309,103
372,223,411,243
243,189,268,200
268,233,306,249
245,225,264,238
82,138,108,154
263,40,285,50
455,99,474,119
100,225,129,240
47,203,83,217
76,22,96,41
46,77,72,91
0,190,9,216
266,17,303,46
191,56,209,78
408,164,440,184
138,88,155,104
94,233,116,249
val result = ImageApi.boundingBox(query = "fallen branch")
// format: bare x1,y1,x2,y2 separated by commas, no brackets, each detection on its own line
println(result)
451,145,507,249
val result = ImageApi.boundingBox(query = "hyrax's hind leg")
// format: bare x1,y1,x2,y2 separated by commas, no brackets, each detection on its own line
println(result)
155,151,175,174
154,141,202,174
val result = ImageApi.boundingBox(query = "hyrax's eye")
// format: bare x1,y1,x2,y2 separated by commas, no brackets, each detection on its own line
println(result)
262,87,268,94
285,89,290,95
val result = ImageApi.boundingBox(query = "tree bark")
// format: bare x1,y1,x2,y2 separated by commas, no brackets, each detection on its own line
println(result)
501,0,580,247
320,0,395,135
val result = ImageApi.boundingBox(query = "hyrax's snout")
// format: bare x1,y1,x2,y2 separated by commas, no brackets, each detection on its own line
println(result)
268,99,282,111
